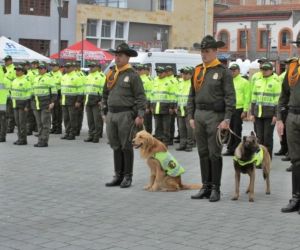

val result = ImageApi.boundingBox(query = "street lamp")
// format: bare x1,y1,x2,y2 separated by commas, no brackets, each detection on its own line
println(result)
81,23,85,68
55,0,64,62
239,23,248,59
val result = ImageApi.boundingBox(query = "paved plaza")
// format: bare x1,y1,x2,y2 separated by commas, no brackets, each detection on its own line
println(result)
0,121,300,250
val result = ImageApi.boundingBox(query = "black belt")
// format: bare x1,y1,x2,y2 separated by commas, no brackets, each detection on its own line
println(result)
108,106,133,113
196,103,215,111
289,107,300,115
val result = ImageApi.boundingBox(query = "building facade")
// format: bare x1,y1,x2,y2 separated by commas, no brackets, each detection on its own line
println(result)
214,4,300,68
77,0,214,51
0,0,78,57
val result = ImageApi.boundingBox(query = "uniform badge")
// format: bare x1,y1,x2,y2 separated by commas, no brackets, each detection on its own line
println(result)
124,76,129,82
213,73,218,80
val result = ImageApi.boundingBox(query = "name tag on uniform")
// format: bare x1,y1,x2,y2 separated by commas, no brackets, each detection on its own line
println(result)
124,76,129,82
213,73,218,80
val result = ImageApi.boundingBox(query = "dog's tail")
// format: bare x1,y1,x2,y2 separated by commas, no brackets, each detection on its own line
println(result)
180,183,202,190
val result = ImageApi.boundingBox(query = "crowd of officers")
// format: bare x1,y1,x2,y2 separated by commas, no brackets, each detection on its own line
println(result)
0,54,293,154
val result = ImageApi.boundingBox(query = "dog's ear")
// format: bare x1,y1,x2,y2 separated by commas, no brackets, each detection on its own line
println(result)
250,131,256,137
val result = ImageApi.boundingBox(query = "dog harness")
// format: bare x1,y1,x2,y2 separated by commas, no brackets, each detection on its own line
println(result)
233,146,264,167
152,152,185,177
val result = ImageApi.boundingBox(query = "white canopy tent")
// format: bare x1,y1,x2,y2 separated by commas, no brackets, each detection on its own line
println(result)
0,36,51,63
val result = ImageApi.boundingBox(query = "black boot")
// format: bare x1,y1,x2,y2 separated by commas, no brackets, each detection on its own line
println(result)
105,148,124,187
120,148,133,188
281,196,300,213
209,185,221,202
191,156,211,199
209,157,223,202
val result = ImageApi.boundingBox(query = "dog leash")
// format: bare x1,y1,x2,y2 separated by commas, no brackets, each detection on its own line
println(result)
216,128,242,147
128,123,145,142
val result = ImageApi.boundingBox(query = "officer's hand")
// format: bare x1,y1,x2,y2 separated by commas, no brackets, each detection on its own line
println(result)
276,120,284,136
271,116,277,125
75,102,81,108
249,115,255,122
169,109,174,115
135,116,144,127
174,108,178,114
241,111,247,120
102,115,106,123
24,107,29,112
189,119,195,129
145,108,150,114
218,120,230,130
49,103,55,110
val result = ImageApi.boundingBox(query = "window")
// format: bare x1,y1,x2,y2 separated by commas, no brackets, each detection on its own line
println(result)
238,29,248,50
19,39,50,56
217,30,229,50
158,0,173,11
4,0,11,14
101,21,111,38
258,29,268,50
61,40,68,50
116,22,124,39
61,1,68,18
279,29,292,49
19,0,50,16
95,0,127,8
87,19,98,37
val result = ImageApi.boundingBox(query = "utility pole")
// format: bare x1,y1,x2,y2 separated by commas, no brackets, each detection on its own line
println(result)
240,23,248,59
264,23,275,60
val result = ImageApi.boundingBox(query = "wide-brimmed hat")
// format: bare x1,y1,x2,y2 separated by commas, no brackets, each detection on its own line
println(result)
110,43,138,57
198,35,225,50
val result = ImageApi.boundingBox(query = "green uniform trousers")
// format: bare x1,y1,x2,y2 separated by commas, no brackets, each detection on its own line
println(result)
62,105,78,137
178,115,194,149
0,111,7,140
86,105,103,139
33,109,51,144
14,108,28,142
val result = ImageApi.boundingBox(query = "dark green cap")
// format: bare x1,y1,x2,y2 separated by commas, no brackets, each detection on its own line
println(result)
229,63,240,70
155,66,165,73
4,55,12,61
38,63,47,69
261,62,273,70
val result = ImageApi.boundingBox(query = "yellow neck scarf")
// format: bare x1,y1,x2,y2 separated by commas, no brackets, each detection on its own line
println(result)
288,60,300,87
106,64,132,89
193,58,221,92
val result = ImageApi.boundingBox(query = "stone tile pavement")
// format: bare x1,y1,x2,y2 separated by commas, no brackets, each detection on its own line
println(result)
0,122,300,250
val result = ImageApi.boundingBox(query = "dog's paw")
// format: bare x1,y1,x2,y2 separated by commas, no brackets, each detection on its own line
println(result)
143,185,151,190
266,191,271,195
249,198,254,202
231,196,239,201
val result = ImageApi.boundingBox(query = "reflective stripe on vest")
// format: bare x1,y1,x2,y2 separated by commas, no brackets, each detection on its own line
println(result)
233,146,264,167
152,151,185,177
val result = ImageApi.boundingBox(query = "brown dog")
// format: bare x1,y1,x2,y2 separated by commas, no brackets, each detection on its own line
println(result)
232,131,271,202
132,130,201,192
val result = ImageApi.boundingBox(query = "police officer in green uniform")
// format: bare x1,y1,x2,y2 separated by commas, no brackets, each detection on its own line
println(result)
11,65,32,145
84,62,105,143
3,55,16,133
187,35,235,202
60,63,83,140
277,53,300,213
74,62,85,136
32,63,57,147
0,65,9,142
223,63,251,156
136,64,153,134
49,61,63,134
103,43,146,188
250,62,281,158
175,67,194,152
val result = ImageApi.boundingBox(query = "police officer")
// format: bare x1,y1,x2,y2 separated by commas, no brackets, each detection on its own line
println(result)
0,65,9,142
11,65,32,145
84,62,105,143
103,43,146,188
175,67,194,152
250,62,281,158
32,63,57,147
74,62,85,136
277,54,300,213
223,63,251,156
49,61,63,134
60,62,83,140
3,55,16,133
136,64,153,134
151,66,174,145
187,35,235,202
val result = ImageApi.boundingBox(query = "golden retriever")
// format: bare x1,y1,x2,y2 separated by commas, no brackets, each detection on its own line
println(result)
132,130,201,192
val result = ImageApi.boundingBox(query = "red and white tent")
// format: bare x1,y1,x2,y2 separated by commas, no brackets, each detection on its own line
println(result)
50,40,113,62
